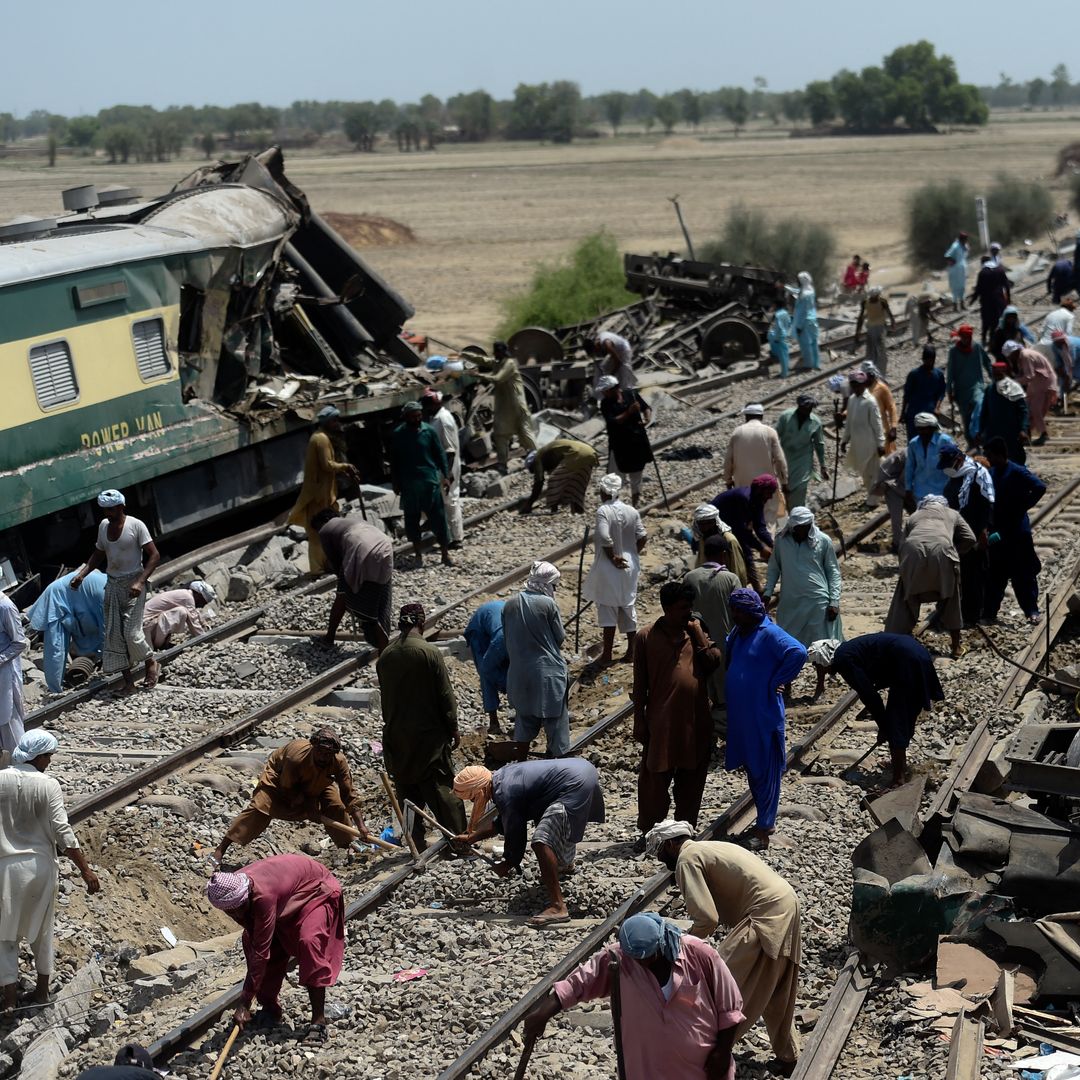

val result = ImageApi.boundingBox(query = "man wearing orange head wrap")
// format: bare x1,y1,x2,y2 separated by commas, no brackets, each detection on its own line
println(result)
453,759,604,926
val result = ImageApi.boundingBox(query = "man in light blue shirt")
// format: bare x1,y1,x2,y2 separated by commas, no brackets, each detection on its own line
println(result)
904,414,952,506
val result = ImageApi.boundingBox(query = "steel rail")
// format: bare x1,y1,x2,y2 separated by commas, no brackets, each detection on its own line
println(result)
23,609,267,729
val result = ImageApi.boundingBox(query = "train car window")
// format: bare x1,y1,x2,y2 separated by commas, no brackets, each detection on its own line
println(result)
132,317,171,381
28,340,79,411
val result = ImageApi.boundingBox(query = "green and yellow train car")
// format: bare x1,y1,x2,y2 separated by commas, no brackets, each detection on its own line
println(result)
0,155,427,586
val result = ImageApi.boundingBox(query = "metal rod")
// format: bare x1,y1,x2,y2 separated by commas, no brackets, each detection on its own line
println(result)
668,195,695,260
610,954,627,1080
575,525,589,653
403,800,499,867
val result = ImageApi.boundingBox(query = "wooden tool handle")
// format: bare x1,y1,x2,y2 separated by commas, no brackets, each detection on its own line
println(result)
380,772,422,860
209,1024,240,1080
319,816,399,852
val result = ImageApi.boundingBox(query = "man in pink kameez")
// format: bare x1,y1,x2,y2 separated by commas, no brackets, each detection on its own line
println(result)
1003,340,1057,445
142,581,214,650
524,911,744,1079
207,854,344,1042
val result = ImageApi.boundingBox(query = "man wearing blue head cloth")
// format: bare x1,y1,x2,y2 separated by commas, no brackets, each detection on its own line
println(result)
724,589,807,851
524,911,744,1079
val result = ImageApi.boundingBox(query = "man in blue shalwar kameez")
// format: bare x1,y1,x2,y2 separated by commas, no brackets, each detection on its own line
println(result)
807,635,944,788
724,589,807,851
464,600,509,735
26,570,107,692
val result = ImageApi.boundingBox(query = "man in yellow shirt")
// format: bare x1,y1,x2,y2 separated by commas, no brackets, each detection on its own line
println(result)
646,819,802,1076
288,406,359,574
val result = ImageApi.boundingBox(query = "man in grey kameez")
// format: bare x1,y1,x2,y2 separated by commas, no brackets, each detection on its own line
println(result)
885,495,976,659
874,447,908,552
502,561,569,756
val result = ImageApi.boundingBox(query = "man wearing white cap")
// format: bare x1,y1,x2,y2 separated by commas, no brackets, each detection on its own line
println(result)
0,591,27,757
421,389,464,547
1,731,100,1010
71,490,160,693
597,375,652,507
1003,339,1058,446
288,406,359,574
724,404,788,527
583,474,647,664
903,412,949,505
502,562,570,756
142,581,215,650
645,819,802,1075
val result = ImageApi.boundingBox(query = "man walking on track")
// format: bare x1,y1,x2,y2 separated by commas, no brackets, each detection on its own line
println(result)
583,474,647,664
287,405,359,574
725,404,788,527
773,394,827,512
70,490,160,693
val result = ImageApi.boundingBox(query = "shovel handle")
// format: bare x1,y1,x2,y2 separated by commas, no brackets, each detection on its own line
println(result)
209,1024,240,1080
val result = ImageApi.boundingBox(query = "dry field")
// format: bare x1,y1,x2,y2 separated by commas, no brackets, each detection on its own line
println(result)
2,111,1078,344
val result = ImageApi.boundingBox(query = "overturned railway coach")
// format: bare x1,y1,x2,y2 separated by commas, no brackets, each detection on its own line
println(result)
0,149,447,587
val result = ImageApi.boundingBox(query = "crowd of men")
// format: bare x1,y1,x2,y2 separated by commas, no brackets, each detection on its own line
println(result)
1,274,1073,1078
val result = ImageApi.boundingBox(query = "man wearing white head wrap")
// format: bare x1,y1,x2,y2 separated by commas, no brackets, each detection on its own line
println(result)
0,591,27,756
885,495,976,657
71,490,160,692
644,820,803,1071
763,507,843,655
724,406,788,528
503,563,569,755
584,474,647,662
1,731,99,1009
142,581,216,650
685,505,749,585
792,271,820,371
594,374,619,396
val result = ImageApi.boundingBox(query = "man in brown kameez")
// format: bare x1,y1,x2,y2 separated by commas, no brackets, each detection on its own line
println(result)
212,728,369,865
633,582,722,847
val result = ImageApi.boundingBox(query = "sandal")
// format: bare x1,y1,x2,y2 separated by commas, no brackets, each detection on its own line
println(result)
302,1022,328,1045
528,911,571,927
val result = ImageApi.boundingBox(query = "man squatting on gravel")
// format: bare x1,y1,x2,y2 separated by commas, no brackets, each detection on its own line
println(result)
525,911,744,1080
211,728,370,866
207,853,344,1042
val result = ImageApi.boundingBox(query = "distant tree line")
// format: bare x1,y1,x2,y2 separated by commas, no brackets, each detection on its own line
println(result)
5,43,1075,165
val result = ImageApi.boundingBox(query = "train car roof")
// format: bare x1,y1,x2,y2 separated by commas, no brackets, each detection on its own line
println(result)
0,185,297,289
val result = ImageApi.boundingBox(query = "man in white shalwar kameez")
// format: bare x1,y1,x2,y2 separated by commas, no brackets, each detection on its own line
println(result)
422,389,464,547
583,474,647,664
1,731,99,1009
0,592,27,757
842,371,886,505
724,404,789,526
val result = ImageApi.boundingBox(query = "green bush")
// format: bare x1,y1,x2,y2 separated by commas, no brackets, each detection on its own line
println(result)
905,178,977,269
987,173,1054,244
907,173,1053,269
497,231,637,338
698,204,837,289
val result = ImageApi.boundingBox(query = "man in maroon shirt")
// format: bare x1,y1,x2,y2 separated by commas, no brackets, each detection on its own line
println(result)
207,854,344,1042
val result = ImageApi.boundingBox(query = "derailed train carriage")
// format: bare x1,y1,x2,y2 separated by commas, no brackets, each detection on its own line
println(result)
0,148,455,591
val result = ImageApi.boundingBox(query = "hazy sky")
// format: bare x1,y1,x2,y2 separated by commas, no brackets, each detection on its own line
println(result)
6,0,1067,116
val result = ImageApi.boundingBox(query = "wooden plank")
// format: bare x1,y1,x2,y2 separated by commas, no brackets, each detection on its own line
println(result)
945,1011,984,1080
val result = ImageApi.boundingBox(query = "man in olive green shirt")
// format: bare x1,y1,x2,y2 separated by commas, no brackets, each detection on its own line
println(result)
376,603,466,850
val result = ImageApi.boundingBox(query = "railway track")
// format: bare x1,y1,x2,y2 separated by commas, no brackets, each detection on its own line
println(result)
14,265,1068,1077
